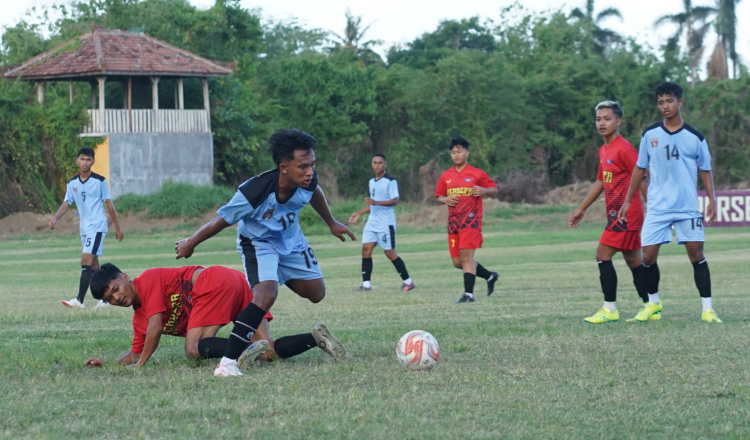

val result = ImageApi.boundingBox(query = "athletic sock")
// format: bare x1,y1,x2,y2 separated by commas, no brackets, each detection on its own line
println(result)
603,301,616,313
701,297,713,312
597,260,617,303
77,265,93,303
224,303,266,360
198,337,228,359
692,259,712,298
648,293,660,304
361,257,373,282
463,272,476,295
630,264,649,303
274,333,317,359
643,262,660,298
475,263,492,280
391,257,411,280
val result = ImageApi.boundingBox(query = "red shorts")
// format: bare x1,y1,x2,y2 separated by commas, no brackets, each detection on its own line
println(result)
188,266,273,331
599,230,641,252
448,228,484,258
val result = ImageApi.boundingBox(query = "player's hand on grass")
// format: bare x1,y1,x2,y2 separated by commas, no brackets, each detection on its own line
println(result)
84,358,104,368
568,209,584,228
330,221,356,242
348,213,360,224
175,238,194,259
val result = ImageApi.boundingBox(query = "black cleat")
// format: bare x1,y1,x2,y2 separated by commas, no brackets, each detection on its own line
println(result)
456,293,476,303
486,272,499,296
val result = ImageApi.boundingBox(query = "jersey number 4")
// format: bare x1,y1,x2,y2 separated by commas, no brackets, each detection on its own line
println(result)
664,144,680,160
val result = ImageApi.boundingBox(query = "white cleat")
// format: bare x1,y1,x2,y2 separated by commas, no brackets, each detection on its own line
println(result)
62,298,85,309
94,300,110,309
214,359,243,377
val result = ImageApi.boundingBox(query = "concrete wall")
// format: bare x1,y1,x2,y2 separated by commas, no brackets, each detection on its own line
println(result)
107,133,213,198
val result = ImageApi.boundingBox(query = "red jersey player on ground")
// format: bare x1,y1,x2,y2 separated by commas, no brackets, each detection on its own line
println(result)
435,136,499,303
83,263,345,370
569,101,650,323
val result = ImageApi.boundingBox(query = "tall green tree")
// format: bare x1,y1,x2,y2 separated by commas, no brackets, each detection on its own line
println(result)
570,0,624,54
713,0,743,78
326,10,384,66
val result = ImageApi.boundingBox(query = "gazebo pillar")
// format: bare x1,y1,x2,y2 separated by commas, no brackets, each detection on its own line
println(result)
69,80,74,104
37,82,44,105
202,78,210,111
151,76,160,131
177,78,184,110
97,77,106,133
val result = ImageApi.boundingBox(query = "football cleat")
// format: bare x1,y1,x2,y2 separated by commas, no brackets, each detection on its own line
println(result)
583,307,619,324
631,301,663,322
354,285,372,292
94,300,110,309
214,359,243,377
626,312,660,322
62,298,85,309
456,293,476,303
486,272,499,296
701,309,723,324
238,340,271,370
401,282,416,292
312,323,347,362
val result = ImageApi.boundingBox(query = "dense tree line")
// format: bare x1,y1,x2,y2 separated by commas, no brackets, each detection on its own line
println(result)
1,0,748,217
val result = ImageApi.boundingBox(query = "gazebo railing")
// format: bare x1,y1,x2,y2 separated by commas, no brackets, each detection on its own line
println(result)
82,109,211,134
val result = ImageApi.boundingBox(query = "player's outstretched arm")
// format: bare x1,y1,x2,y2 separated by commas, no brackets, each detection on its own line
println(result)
135,314,164,367
311,186,356,242
175,216,230,259
104,199,124,241
700,170,717,225
569,180,604,228
617,167,647,222
349,204,371,224
84,350,140,368
49,202,70,230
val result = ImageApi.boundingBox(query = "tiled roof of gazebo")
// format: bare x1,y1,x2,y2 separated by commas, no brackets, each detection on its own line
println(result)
3,28,235,81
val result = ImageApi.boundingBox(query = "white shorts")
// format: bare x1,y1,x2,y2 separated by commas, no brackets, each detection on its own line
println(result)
80,231,106,255
641,213,705,246
238,235,322,287
362,225,396,251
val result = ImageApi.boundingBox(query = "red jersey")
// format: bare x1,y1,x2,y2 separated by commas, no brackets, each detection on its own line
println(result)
131,266,201,353
597,135,644,232
435,164,497,234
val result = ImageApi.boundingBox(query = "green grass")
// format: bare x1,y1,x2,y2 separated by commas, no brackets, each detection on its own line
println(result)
1,220,749,439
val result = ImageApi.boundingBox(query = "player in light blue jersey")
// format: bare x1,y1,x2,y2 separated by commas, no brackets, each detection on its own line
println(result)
349,154,415,292
618,82,721,324
49,147,124,309
175,129,356,376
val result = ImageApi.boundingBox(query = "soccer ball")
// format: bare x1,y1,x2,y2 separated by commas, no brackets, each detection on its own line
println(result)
396,330,440,370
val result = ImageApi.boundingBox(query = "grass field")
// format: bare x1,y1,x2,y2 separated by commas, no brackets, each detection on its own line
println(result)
1,209,749,439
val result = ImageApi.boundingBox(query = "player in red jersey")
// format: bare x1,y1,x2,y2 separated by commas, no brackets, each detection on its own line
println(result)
83,263,345,370
435,136,499,303
569,101,650,323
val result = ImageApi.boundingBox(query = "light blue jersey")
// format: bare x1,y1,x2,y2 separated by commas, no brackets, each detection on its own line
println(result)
64,173,111,234
364,173,399,232
637,122,711,218
218,169,317,255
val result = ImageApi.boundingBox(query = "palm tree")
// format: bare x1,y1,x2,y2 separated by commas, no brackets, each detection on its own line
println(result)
654,0,716,84
713,0,743,78
570,0,624,54
326,10,384,66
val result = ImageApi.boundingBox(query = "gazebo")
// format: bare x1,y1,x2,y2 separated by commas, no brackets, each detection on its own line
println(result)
3,27,235,198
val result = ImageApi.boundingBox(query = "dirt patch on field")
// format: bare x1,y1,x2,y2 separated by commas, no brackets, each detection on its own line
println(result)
0,210,218,239
0,183,599,238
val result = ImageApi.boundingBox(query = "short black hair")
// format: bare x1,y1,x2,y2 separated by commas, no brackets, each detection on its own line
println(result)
90,263,123,300
268,129,317,166
77,147,95,159
450,136,470,150
595,100,624,119
372,153,386,161
655,81,683,100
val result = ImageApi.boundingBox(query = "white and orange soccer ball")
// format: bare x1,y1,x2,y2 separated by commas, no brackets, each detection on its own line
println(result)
396,330,440,370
